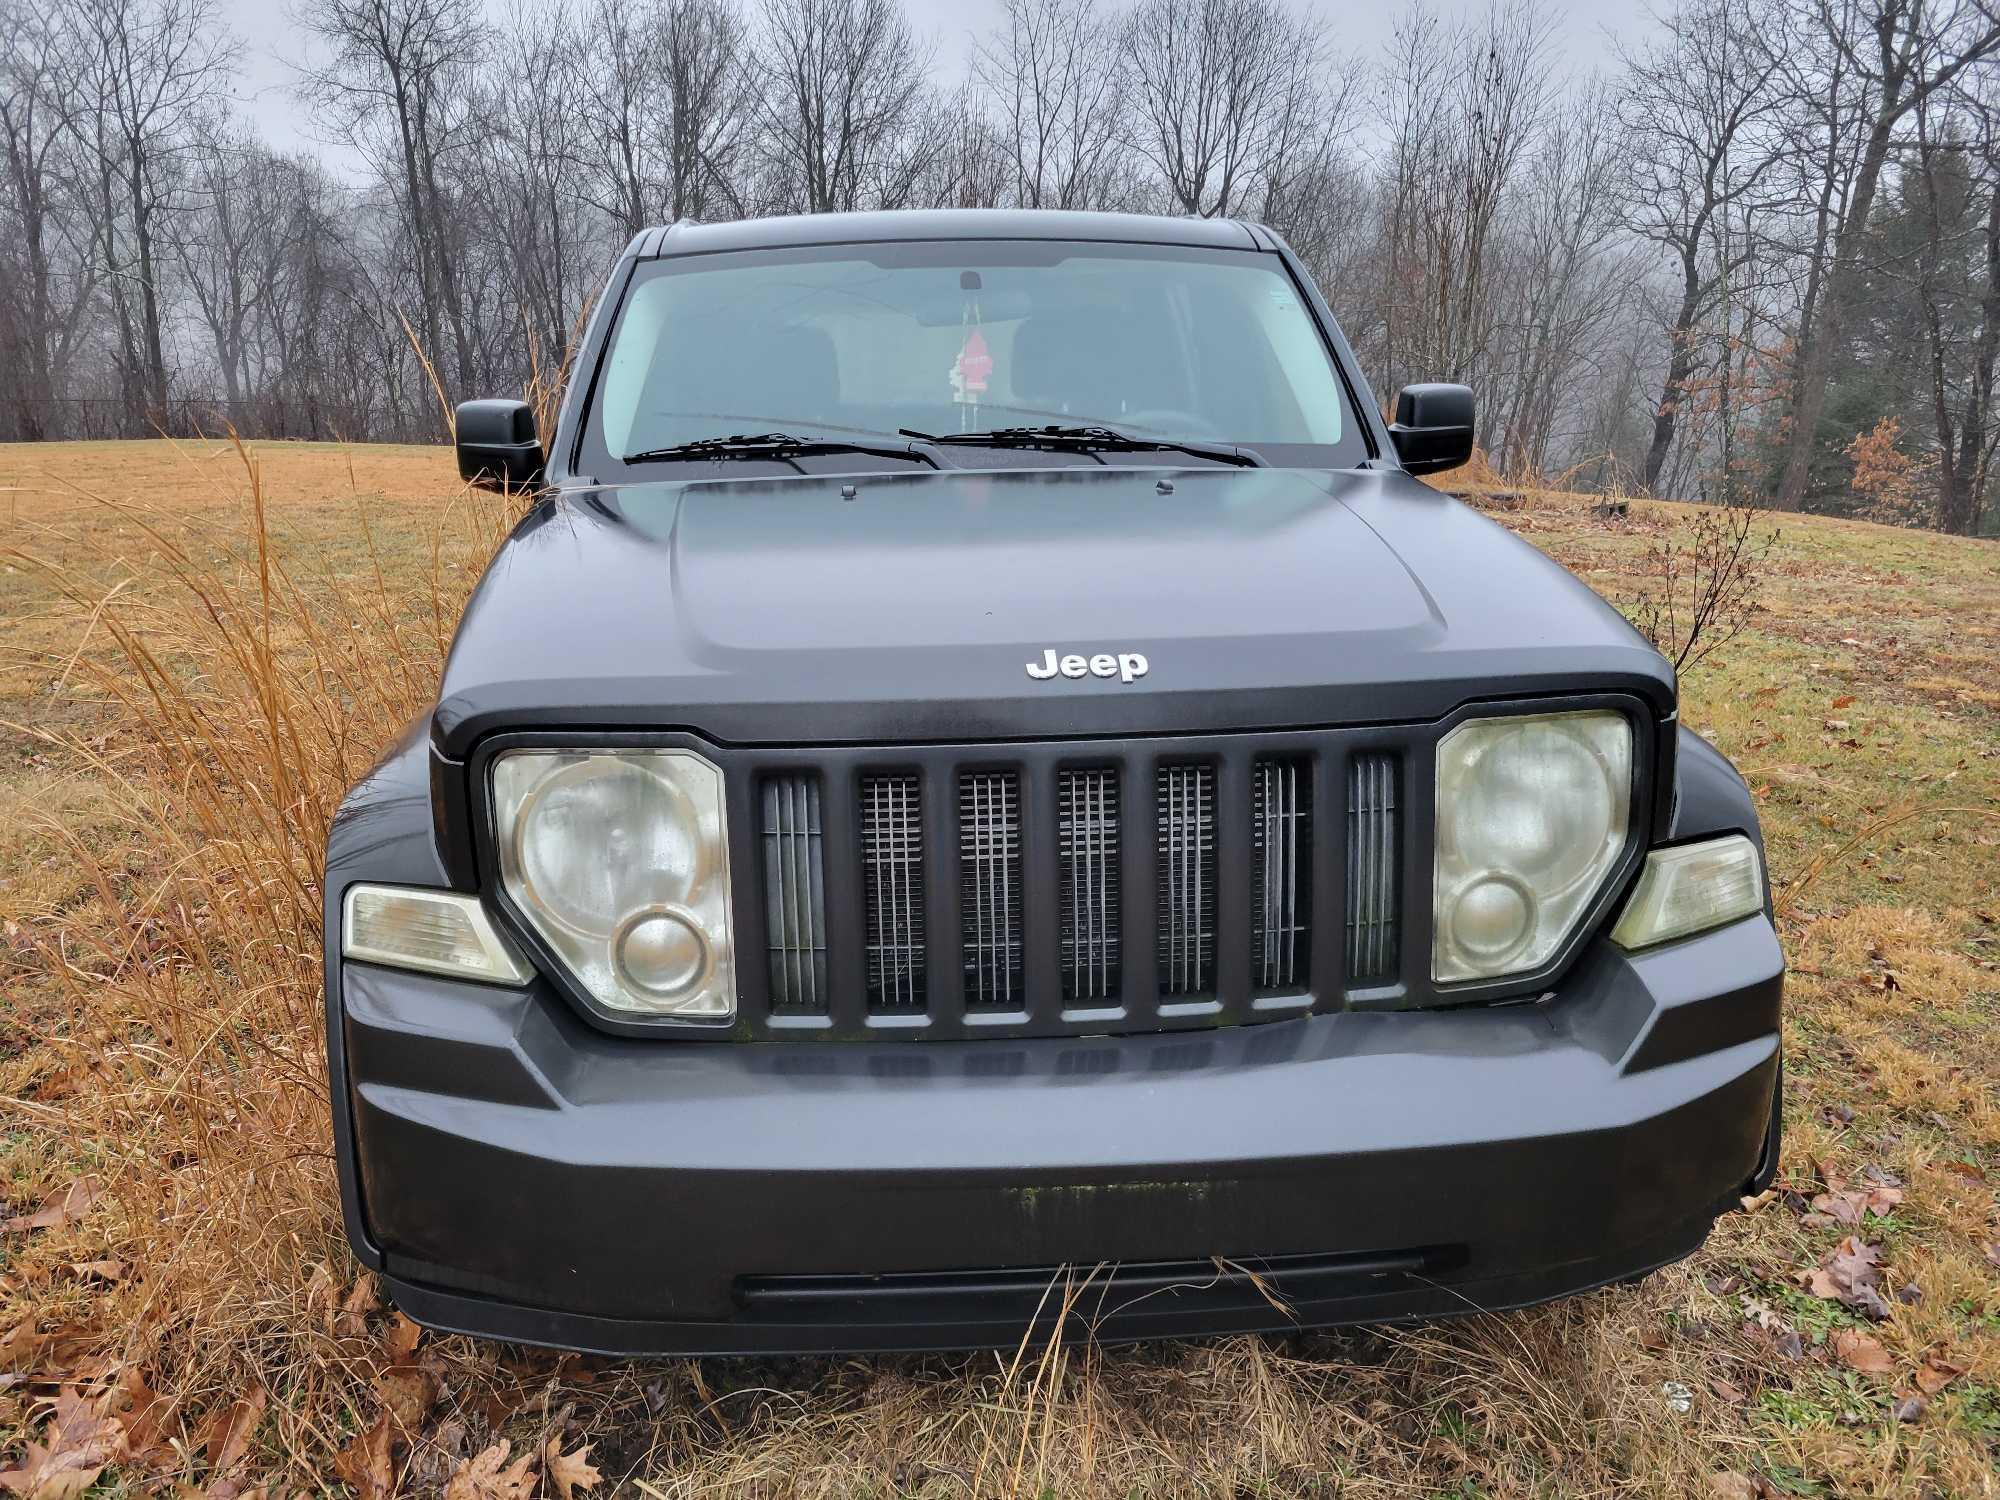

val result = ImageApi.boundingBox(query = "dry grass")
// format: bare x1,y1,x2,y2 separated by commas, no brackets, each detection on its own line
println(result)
2,441,1998,1498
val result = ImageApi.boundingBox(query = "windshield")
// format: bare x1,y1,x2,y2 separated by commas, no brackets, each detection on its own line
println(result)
583,240,1366,474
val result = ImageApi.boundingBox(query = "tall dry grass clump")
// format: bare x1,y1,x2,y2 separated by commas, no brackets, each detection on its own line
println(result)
4,442,517,1483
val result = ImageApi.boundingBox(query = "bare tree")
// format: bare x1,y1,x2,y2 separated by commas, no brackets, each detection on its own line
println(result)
1616,0,1785,491
1117,0,1328,218
752,0,932,214
1770,0,2000,510
298,0,484,412
974,0,1125,209
62,0,234,429
0,1,99,439
1377,0,1558,408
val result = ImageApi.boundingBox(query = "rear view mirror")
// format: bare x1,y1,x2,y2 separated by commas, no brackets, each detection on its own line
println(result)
456,399,544,490
1388,384,1474,476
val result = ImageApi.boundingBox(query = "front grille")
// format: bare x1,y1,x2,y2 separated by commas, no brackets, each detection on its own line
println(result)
1057,769,1120,1001
752,734,1421,1038
1346,753,1400,983
960,772,1023,1006
860,773,925,1010
1251,759,1310,989
1156,765,1216,996
761,775,827,1011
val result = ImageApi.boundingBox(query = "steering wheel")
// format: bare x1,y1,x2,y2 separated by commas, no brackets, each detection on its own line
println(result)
1117,408,1224,439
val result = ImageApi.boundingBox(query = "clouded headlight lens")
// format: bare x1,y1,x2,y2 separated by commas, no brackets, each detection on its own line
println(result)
1434,711,1632,983
494,749,734,1021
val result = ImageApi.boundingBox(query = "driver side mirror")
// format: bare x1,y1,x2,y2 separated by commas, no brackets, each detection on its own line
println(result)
1388,384,1474,476
456,399,544,491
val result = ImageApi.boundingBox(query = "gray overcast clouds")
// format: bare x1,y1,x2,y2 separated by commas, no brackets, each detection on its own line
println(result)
224,0,1648,174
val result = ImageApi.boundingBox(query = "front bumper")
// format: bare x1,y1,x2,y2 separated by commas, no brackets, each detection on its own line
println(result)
331,912,1782,1355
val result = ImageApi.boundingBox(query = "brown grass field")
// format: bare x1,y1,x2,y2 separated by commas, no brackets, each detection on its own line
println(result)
1,438,1997,1498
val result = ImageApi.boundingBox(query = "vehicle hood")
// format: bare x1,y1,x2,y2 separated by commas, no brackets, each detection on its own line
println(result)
433,465,1674,754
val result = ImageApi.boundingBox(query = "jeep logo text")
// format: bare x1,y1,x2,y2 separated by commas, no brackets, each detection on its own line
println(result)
1025,648,1149,683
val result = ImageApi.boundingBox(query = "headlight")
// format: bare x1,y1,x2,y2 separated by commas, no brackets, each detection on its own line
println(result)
493,749,735,1021
1433,710,1633,982
1611,835,1763,951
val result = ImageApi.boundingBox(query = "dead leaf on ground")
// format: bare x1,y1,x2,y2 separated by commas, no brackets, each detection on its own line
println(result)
1709,1376,1747,1404
1810,1162,1904,1226
1706,1474,1769,1500
443,1440,537,1500
373,1363,439,1435
1803,1236,1892,1320
333,1415,398,1500
336,1273,381,1339
108,1367,173,1465
1832,1328,1895,1375
0,1386,127,1500
59,1261,123,1285
1983,1241,2000,1270
1915,1351,1964,1394
1,1181,101,1236
1893,1394,1927,1422
198,1383,267,1478
382,1311,423,1362
543,1438,600,1500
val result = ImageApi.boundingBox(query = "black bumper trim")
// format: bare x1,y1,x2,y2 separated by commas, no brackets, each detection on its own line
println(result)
381,1214,1713,1357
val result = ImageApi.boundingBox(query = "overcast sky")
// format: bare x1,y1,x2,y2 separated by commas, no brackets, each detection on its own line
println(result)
225,0,1651,174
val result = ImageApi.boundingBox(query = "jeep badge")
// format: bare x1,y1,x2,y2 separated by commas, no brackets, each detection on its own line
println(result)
1025,648,1148,683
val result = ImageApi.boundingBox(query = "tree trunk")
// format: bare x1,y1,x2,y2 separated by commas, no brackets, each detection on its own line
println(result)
1644,252,1705,492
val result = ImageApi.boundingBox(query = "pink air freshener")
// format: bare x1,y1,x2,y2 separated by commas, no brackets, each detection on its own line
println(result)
952,328,993,404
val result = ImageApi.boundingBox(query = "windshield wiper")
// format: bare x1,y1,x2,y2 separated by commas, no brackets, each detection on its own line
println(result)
898,424,1262,468
624,432,940,470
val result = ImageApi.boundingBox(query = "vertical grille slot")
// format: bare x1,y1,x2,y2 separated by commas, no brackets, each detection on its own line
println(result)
1156,764,1216,996
959,771,1023,1007
1251,759,1311,989
761,774,827,1011
1346,753,1401,983
860,773,926,1011
1057,769,1120,1002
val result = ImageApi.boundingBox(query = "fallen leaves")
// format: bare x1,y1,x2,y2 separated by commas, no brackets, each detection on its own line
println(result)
1806,1163,1903,1228
1802,1235,1892,1320
383,1312,423,1362
1914,1350,1963,1395
0,1387,126,1500
198,1382,266,1478
374,1363,440,1436
443,1440,537,1500
1707,1473,1775,1500
543,1438,600,1500
1831,1328,1894,1375
336,1273,381,1340
334,1415,398,1500
1,1181,101,1236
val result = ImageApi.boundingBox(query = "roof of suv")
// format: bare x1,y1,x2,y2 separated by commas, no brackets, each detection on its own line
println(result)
634,209,1265,258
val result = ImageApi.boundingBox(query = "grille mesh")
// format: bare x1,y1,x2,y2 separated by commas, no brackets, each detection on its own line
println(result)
861,773,926,1010
1057,769,1120,1001
1346,753,1400,982
1251,759,1311,989
959,772,1023,1007
761,774,827,1011
1156,764,1216,996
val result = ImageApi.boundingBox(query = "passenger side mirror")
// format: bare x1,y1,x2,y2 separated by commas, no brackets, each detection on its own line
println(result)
456,399,544,490
1388,384,1474,476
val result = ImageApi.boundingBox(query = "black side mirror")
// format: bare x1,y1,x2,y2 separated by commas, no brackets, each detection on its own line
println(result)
1388,384,1474,476
456,399,544,490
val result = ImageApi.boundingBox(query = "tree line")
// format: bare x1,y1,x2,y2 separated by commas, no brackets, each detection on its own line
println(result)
4,0,2000,532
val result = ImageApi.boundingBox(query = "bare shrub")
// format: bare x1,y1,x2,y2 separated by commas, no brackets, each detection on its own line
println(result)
1626,498,1778,673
